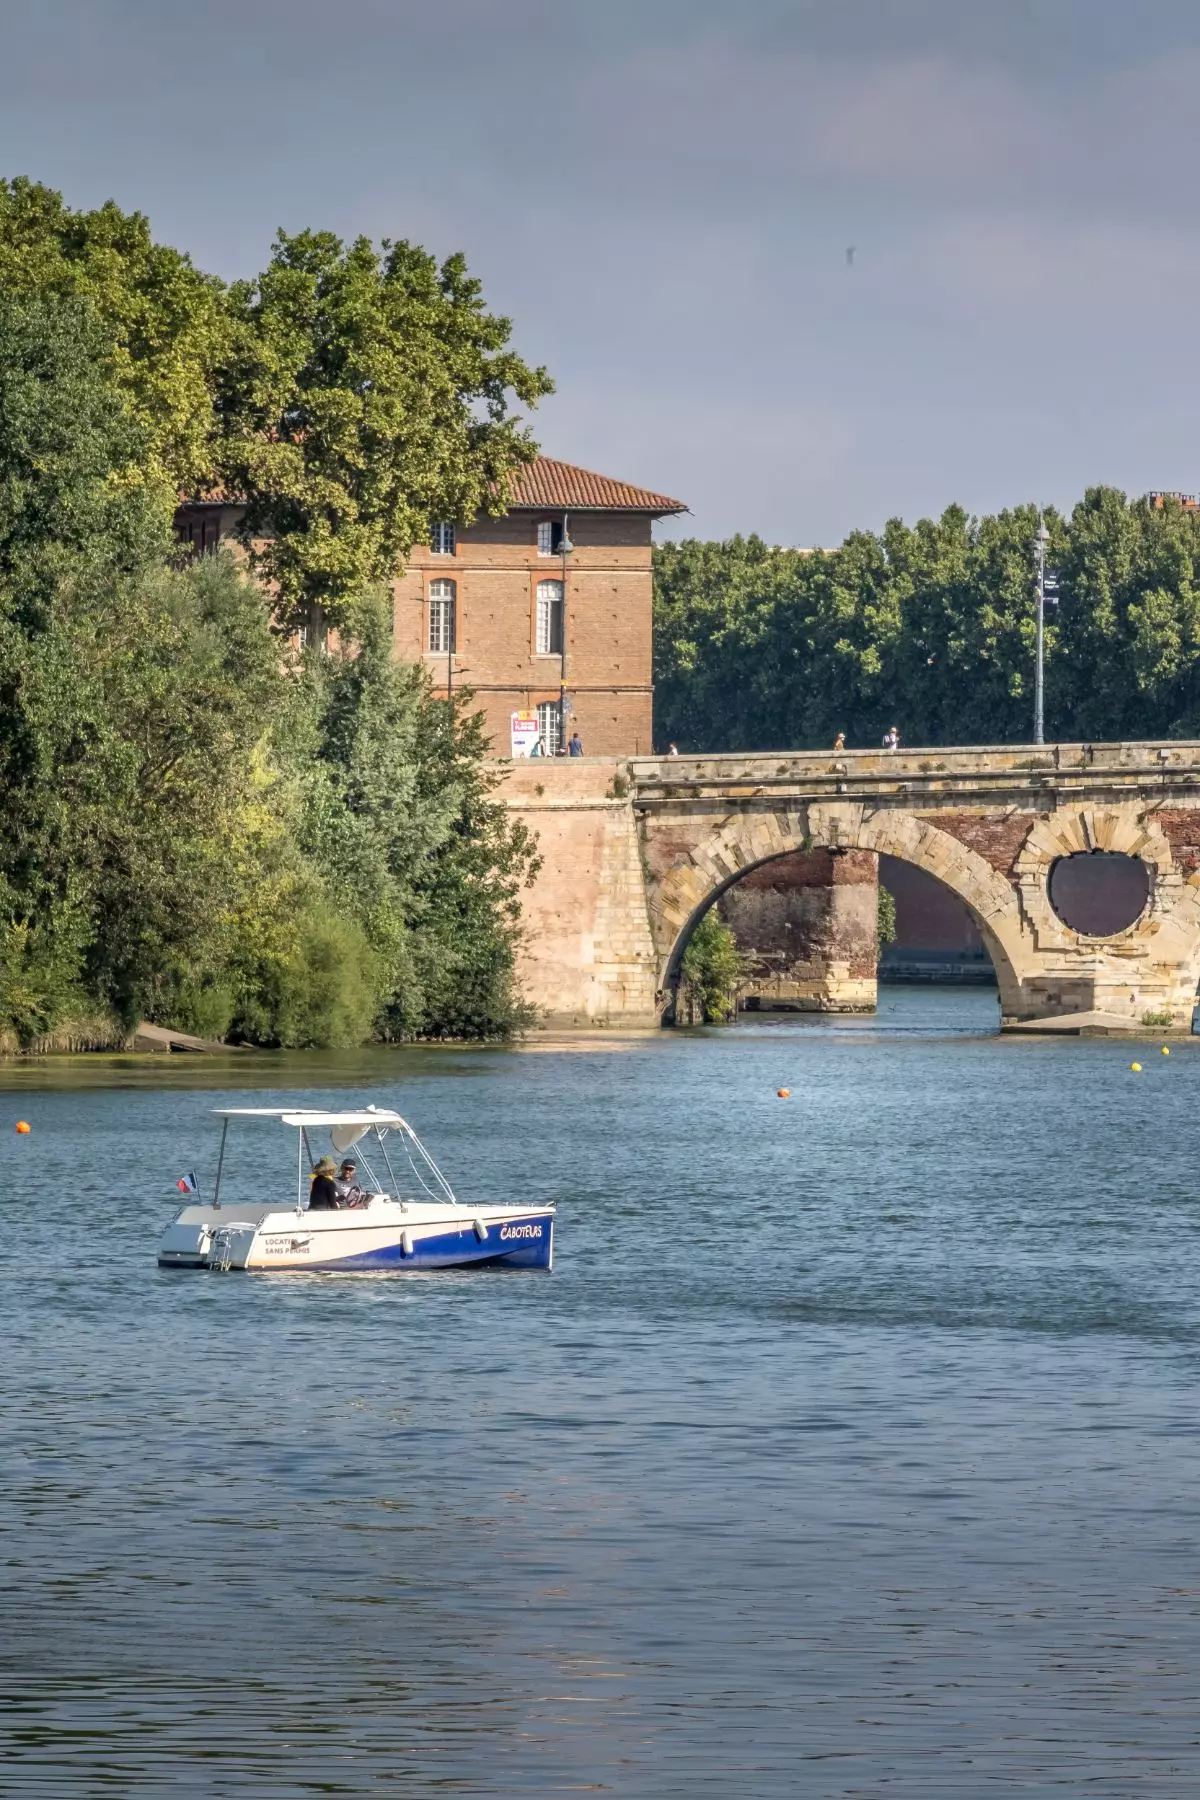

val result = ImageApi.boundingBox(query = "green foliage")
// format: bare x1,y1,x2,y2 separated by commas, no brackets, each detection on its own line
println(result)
265,593,540,1042
654,492,1200,750
0,288,539,1050
0,290,167,628
679,909,749,1024
0,177,230,496
877,885,897,946
217,230,553,627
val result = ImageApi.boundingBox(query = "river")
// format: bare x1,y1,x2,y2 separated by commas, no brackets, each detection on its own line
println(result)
2,986,1199,1797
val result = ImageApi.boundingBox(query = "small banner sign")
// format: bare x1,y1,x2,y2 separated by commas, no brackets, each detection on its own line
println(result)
510,710,539,758
1043,568,1061,606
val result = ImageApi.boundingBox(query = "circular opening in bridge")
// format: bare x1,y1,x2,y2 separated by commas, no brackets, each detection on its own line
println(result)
1047,851,1150,937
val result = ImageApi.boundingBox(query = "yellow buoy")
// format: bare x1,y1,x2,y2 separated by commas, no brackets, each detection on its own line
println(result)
1162,1046,1171,1056
777,1088,790,1098
1130,1062,1142,1073
15,1120,30,1134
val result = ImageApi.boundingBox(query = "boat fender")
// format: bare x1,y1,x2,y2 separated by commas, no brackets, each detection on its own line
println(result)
401,1230,414,1257
473,1218,488,1242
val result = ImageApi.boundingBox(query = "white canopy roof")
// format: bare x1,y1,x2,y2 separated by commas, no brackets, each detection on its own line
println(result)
212,1107,407,1129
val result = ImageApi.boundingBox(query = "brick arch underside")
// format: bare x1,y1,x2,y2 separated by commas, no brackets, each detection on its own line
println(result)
655,805,1026,1010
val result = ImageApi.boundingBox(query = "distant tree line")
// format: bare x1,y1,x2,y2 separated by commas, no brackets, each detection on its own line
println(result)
653,491,1200,752
0,179,549,1048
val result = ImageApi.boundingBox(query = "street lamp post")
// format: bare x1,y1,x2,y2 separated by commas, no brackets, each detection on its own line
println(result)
558,510,573,754
1033,515,1049,745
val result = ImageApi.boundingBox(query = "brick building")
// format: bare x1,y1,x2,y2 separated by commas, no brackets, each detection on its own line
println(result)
177,455,685,759
396,457,685,757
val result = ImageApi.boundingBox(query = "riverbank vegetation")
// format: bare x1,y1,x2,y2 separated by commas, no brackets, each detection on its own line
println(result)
655,492,1200,752
0,182,546,1049
678,912,750,1024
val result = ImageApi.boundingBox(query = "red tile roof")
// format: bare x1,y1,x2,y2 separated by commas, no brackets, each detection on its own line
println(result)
179,455,686,519
504,456,686,515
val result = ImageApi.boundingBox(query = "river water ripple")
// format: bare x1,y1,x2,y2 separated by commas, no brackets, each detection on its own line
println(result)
2,988,1200,1796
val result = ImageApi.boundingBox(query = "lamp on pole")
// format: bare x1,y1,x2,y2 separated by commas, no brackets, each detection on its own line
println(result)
558,510,573,754
1033,515,1049,745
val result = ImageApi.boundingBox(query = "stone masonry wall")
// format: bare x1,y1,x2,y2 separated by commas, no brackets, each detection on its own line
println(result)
497,760,658,1026
719,848,878,1012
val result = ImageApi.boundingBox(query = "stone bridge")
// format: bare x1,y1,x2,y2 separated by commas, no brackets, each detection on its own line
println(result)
499,741,1200,1034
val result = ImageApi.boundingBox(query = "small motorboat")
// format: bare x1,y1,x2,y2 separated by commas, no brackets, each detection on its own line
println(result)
156,1105,554,1273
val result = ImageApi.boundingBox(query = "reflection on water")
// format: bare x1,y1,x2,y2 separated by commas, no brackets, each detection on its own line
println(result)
3,987,1200,1796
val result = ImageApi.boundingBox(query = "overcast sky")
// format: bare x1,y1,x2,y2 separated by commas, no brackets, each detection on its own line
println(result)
1,0,1198,542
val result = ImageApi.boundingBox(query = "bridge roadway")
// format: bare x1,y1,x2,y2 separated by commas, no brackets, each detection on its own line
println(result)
497,742,1200,1034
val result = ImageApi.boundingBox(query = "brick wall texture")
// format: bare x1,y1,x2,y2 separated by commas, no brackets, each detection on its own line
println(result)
925,811,1032,877
396,510,655,757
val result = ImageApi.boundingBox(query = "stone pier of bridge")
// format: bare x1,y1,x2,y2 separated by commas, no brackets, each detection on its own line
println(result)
497,742,1200,1034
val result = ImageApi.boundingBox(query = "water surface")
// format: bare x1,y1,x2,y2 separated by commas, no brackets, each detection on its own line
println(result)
3,987,1200,1797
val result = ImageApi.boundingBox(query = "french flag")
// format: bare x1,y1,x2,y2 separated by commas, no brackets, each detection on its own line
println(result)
176,1171,199,1194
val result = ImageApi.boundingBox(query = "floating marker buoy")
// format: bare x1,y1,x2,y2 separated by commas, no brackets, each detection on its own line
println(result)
1130,1062,1142,1073
1162,1046,1171,1056
777,1088,790,1098
14,1120,29,1134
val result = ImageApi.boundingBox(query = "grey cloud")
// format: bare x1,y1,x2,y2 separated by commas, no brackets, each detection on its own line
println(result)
1,0,1199,541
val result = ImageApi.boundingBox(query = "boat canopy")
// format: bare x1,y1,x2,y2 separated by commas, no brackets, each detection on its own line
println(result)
204,1104,456,1207
212,1108,408,1129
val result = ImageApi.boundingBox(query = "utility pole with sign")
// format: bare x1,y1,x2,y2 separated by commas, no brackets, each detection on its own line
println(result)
1033,517,1050,744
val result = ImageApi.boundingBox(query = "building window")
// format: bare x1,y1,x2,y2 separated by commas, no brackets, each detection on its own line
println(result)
431,521,456,555
537,519,564,556
536,579,563,655
428,578,457,654
176,516,222,558
536,700,562,756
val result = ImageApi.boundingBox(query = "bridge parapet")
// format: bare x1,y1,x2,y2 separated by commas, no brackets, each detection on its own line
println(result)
627,742,1200,808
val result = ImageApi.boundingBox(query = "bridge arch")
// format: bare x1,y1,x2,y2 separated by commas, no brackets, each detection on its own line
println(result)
653,802,1028,1017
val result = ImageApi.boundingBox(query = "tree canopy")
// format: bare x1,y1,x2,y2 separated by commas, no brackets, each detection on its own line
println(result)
0,264,541,1050
0,177,230,497
218,231,553,628
654,491,1200,752
0,181,552,630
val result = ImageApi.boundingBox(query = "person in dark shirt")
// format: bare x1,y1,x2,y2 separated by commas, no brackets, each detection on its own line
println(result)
335,1158,368,1207
308,1156,340,1209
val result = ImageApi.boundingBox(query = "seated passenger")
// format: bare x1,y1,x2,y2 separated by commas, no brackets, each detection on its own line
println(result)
308,1156,340,1210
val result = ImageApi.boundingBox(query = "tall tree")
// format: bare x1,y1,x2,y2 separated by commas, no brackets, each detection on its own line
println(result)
217,230,553,628
0,291,278,1040
0,177,230,496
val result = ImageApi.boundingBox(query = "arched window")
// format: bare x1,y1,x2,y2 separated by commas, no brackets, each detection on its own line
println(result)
428,578,456,654
536,700,562,756
536,579,563,655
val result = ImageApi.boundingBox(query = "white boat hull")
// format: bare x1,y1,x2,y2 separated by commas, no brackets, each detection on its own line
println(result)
157,1198,554,1273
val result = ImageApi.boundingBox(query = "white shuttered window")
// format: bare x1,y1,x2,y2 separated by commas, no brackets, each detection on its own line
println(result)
536,579,563,655
428,579,456,653
536,701,562,756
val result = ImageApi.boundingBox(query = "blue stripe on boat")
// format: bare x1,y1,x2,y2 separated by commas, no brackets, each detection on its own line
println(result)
306,1213,554,1272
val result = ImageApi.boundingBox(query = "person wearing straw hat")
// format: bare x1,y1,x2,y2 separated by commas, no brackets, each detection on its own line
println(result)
308,1156,340,1209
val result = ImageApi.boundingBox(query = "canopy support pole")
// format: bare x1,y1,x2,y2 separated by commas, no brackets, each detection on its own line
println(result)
213,1119,229,1210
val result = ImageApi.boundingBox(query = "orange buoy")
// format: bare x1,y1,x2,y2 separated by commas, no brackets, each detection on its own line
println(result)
777,1088,790,1098
15,1120,30,1134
